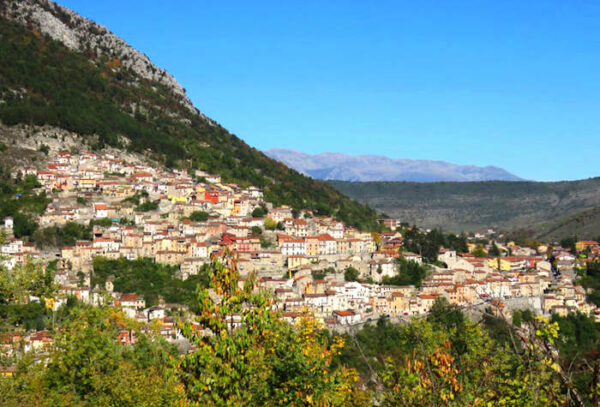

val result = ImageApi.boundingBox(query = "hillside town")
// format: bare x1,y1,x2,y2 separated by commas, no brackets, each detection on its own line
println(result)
1,150,599,362
3,0,600,401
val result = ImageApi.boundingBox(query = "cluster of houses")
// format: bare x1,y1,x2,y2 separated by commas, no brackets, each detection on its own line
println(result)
1,150,599,362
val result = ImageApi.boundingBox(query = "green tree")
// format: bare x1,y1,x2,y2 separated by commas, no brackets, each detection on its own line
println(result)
136,200,159,212
383,258,428,287
0,261,56,305
551,312,600,405
339,307,570,405
264,217,278,230
38,143,49,155
92,256,209,307
560,236,578,254
187,211,209,222
489,242,500,257
451,233,469,253
251,206,266,218
178,251,369,405
32,222,92,249
344,266,360,282
0,305,183,406
471,245,487,258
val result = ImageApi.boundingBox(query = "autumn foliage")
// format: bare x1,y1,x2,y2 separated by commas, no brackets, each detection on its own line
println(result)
178,250,369,406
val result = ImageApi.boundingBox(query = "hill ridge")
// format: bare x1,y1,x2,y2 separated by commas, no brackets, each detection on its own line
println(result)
2,0,195,111
0,0,381,230
327,178,600,235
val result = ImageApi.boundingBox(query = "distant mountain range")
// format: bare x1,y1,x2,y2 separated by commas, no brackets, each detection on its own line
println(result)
264,149,523,182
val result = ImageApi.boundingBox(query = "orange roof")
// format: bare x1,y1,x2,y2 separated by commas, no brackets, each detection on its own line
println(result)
417,293,441,300
317,233,335,241
121,293,139,302
333,310,356,317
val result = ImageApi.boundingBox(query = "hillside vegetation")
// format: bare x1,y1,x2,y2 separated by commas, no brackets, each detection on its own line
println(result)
3,255,599,405
0,6,379,230
535,206,600,241
328,178,600,234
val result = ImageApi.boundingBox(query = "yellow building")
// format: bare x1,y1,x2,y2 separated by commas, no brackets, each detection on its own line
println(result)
576,240,598,252
288,255,311,270
488,258,500,270
305,237,319,256
79,179,97,189
488,257,525,271
168,195,187,204
0,366,15,377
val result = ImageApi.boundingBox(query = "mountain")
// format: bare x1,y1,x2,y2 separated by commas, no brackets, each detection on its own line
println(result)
327,178,600,236
265,148,523,182
0,0,380,230
535,206,600,242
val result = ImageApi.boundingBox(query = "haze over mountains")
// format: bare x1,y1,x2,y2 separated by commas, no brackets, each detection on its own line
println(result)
265,148,523,182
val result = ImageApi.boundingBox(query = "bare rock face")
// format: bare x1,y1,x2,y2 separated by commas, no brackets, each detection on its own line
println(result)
29,7,80,48
2,0,196,112
0,124,155,169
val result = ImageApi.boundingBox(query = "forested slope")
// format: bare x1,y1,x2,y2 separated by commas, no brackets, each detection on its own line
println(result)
535,206,600,241
0,1,380,230
328,178,600,233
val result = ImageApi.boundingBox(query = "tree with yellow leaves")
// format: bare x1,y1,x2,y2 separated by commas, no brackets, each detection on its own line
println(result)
362,301,572,406
178,250,370,406
0,304,183,406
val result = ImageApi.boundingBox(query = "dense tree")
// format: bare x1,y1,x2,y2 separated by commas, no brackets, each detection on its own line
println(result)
579,261,600,306
489,242,500,257
92,256,209,307
264,217,278,230
0,253,595,405
401,226,448,262
471,245,487,257
0,302,48,331
135,200,159,212
447,233,469,253
560,236,578,254
551,312,600,405
89,217,113,228
0,305,182,406
0,261,56,305
187,210,209,222
340,303,571,405
0,173,49,238
251,206,267,218
383,258,428,287
32,222,92,249
344,266,360,282
178,251,369,405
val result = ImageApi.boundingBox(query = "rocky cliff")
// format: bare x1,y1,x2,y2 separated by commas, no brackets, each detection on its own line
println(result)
2,0,195,112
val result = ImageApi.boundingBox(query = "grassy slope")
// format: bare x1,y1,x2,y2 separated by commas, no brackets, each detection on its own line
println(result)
328,178,600,233
535,206,600,241
0,15,380,230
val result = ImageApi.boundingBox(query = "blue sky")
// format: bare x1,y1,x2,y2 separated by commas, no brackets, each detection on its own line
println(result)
59,0,600,181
